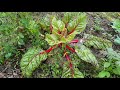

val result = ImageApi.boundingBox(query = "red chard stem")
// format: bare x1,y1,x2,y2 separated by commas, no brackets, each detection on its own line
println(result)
58,30,61,34
58,43,62,48
66,45,76,53
64,53,74,77
40,45,56,54
70,39,79,43
68,29,75,35
50,23,53,32
45,47,53,53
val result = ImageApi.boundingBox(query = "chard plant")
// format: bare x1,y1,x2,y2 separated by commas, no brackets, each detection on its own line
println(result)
20,12,112,78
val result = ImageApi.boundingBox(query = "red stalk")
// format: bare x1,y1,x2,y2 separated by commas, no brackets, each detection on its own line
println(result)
50,24,53,32
40,45,56,54
65,53,70,61
68,22,79,35
58,43,62,48
45,47,53,53
58,30,61,34
68,29,75,35
66,45,76,53
65,53,74,77
70,39,79,43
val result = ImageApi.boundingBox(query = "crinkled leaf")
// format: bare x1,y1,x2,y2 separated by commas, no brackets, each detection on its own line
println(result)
40,14,55,32
75,45,98,67
57,20,65,31
52,17,58,31
67,13,87,34
66,31,78,43
107,48,120,60
20,47,47,77
62,12,74,25
61,36,67,43
62,62,84,78
52,17,65,32
84,34,112,50
73,68,84,78
45,34,60,46
59,31,78,44
40,14,51,31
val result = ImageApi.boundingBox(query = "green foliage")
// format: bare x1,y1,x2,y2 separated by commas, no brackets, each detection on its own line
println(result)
0,12,45,65
67,12,87,33
44,13,87,46
37,64,51,78
107,48,120,60
107,48,120,76
20,12,87,78
39,14,53,31
98,48,120,77
75,45,99,67
51,63,63,78
114,36,120,45
94,17,104,31
104,62,111,68
20,12,115,78
84,34,112,50
0,12,23,64
98,71,110,78
111,19,120,33
62,62,84,78
20,47,47,77
2,12,119,78
45,34,60,46
113,66,120,75
19,13,44,47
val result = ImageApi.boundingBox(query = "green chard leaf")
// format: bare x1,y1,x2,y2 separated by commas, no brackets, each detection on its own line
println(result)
107,48,120,60
66,31,78,43
40,14,51,31
75,45,99,67
62,62,84,78
52,17,65,32
45,34,60,46
84,34,112,50
62,12,74,25
20,47,47,77
67,12,87,34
